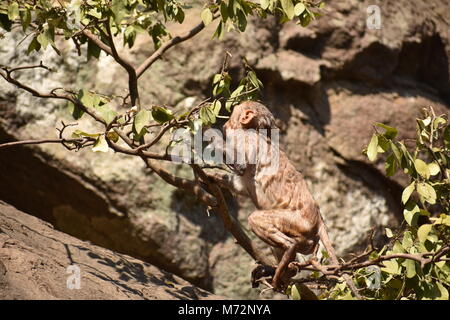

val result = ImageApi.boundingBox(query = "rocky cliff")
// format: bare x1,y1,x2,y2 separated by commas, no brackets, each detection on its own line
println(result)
0,0,449,298
0,201,219,299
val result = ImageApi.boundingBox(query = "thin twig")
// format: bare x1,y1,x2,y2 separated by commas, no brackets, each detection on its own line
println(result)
0,138,82,149
136,13,220,78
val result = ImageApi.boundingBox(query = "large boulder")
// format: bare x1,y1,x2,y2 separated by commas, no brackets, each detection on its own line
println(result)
0,200,220,299
0,0,449,298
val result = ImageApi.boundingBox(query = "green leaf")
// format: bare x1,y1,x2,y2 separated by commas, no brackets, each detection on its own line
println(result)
151,106,174,124
78,89,95,108
88,8,102,19
92,135,109,153
201,8,213,26
398,141,414,173
226,85,244,112
428,162,440,176
385,228,393,238
402,231,413,250
422,116,432,127
96,104,117,125
0,13,12,31
431,214,450,226
401,181,415,204
367,134,378,161
381,260,400,275
291,283,301,300
433,117,446,129
280,0,295,19
19,9,31,32
436,282,449,300
175,8,185,23
392,241,405,253
442,127,450,151
247,71,262,89
376,135,390,152
236,9,247,32
68,101,84,120
27,37,41,54
390,141,402,163
416,182,437,205
124,25,137,48
375,123,398,139
87,40,101,60
417,224,432,243
403,201,419,227
220,2,229,21
112,0,127,25
212,73,222,85
403,259,416,278
8,2,19,20
37,32,50,49
212,20,224,39
385,153,397,176
211,100,222,115
134,110,151,135
414,159,430,179
200,106,216,125
72,130,100,138
260,0,270,10
294,3,306,16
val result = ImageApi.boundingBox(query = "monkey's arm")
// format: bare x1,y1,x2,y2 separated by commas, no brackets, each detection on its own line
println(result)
207,171,249,197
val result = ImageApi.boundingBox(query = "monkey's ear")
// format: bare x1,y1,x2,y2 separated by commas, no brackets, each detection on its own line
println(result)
239,109,255,125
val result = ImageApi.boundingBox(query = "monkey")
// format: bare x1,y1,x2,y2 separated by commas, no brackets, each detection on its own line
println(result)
207,101,360,296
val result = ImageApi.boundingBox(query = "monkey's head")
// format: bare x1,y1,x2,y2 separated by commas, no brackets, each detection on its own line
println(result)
223,101,277,131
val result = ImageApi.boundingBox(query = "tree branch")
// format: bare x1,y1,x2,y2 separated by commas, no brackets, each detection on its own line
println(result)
82,29,114,56
291,245,450,277
136,15,218,79
103,22,140,108
0,138,82,149
107,127,218,207
191,164,274,267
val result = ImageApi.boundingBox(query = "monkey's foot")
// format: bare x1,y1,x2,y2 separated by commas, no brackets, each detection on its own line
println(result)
272,264,298,292
251,264,275,288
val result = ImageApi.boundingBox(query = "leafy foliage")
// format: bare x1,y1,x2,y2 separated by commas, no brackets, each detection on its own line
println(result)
0,0,323,54
0,0,323,152
357,108,450,300
285,108,449,300
365,108,450,213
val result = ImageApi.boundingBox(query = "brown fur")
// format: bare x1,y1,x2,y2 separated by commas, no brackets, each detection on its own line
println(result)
211,101,348,291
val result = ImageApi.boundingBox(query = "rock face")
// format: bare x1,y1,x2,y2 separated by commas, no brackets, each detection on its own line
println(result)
0,201,220,299
0,0,449,298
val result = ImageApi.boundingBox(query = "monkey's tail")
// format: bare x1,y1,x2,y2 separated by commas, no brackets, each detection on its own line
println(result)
318,218,363,300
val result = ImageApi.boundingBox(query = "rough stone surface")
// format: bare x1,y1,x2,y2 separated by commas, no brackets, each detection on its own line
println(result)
0,201,220,300
0,0,449,298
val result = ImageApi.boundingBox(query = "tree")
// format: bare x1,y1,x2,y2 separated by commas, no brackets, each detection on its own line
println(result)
0,1,448,300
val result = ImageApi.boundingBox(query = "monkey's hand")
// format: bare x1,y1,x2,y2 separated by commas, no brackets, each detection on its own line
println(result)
203,169,249,197
206,170,231,184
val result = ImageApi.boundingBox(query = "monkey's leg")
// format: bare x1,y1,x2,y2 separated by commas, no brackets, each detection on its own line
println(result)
248,210,315,289
272,244,298,289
